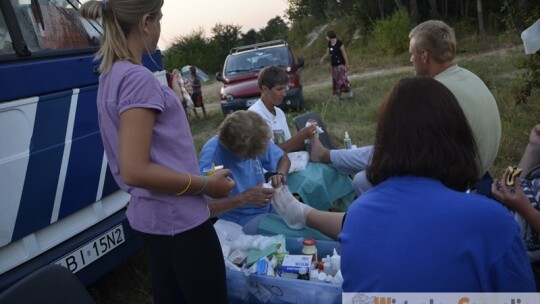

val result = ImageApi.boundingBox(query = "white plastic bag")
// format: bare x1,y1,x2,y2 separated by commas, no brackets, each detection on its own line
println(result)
287,151,309,173
522,18,540,54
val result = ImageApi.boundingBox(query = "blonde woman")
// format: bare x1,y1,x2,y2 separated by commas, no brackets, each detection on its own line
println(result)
79,1,234,303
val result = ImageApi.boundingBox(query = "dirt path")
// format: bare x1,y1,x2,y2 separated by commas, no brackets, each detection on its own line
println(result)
205,45,523,113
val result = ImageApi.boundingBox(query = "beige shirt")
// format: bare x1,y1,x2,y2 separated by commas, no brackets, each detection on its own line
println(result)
435,65,501,177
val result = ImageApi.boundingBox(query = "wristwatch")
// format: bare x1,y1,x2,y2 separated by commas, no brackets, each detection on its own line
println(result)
264,171,286,182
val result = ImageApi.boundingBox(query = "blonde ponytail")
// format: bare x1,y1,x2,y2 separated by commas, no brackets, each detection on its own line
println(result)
79,0,163,74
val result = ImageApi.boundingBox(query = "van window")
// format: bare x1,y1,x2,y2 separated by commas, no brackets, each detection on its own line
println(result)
3,0,100,58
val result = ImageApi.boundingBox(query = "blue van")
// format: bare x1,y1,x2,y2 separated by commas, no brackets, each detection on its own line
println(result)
0,0,163,292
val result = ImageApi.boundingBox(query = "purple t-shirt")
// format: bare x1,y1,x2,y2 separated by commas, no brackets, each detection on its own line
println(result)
97,61,209,236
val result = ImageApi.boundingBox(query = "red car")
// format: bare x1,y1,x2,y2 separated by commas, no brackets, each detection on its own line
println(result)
216,40,305,116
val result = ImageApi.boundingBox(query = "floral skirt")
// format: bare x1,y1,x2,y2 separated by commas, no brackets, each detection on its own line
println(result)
331,65,351,96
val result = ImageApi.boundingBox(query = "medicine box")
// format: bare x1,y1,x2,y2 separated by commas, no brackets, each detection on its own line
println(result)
226,237,342,304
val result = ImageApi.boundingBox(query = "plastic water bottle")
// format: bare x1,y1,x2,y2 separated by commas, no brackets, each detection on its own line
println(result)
343,131,352,149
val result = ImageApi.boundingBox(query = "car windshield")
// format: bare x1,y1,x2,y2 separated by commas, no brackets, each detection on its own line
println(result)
224,46,289,76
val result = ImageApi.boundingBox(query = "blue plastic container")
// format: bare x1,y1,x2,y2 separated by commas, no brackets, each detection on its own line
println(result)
226,237,342,304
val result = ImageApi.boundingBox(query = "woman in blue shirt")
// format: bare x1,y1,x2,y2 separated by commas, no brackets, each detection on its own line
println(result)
272,76,535,292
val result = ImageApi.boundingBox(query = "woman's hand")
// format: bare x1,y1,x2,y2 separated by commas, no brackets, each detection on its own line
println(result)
299,124,317,141
205,169,235,198
238,183,275,207
269,172,287,188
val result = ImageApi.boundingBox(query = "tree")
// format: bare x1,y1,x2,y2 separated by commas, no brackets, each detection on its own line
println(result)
428,0,440,18
377,0,386,19
211,23,242,51
476,0,485,37
286,0,310,22
210,23,243,69
394,0,405,11
241,29,260,45
163,28,211,72
409,0,419,24
501,0,540,104
259,16,289,42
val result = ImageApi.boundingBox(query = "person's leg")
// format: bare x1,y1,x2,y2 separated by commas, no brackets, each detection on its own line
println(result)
330,145,374,176
309,137,373,177
201,102,207,117
331,66,340,97
190,94,200,118
137,233,186,304
309,135,331,163
138,220,228,304
352,170,373,195
170,220,228,304
336,65,350,99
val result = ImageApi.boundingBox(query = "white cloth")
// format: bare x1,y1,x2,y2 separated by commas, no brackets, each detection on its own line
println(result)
249,99,291,144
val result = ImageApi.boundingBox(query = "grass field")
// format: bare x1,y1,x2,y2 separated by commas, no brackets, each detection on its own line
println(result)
88,37,540,303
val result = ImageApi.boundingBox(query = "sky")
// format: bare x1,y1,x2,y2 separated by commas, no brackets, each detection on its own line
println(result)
159,0,289,50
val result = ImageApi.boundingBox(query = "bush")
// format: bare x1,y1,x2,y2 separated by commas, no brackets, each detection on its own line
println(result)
372,10,413,56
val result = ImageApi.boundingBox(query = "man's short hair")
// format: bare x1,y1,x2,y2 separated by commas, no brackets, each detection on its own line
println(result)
409,20,456,63
219,111,271,159
258,65,289,90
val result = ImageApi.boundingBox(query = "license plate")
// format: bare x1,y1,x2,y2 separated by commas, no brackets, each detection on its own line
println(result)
55,224,125,273
246,98,257,106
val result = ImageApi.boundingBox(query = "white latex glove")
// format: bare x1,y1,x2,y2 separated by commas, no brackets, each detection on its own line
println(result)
271,186,314,230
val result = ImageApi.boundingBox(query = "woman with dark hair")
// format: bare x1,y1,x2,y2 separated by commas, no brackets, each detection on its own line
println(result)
271,76,535,292
320,30,353,99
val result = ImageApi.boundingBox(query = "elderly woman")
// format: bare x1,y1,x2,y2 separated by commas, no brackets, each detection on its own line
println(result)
199,111,289,232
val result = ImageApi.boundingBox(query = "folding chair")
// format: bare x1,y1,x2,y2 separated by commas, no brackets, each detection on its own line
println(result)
0,264,95,304
293,111,336,150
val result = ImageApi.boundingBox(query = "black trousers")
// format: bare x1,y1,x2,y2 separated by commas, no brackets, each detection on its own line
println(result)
137,219,228,304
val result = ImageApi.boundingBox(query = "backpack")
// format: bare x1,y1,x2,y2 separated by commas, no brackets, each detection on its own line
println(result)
515,165,540,260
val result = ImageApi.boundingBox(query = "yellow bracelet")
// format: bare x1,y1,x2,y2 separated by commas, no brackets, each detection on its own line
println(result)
175,173,192,196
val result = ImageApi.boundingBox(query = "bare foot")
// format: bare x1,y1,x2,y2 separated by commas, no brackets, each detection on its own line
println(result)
309,136,330,163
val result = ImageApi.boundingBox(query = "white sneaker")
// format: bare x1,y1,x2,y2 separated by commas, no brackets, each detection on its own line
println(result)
348,90,354,98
